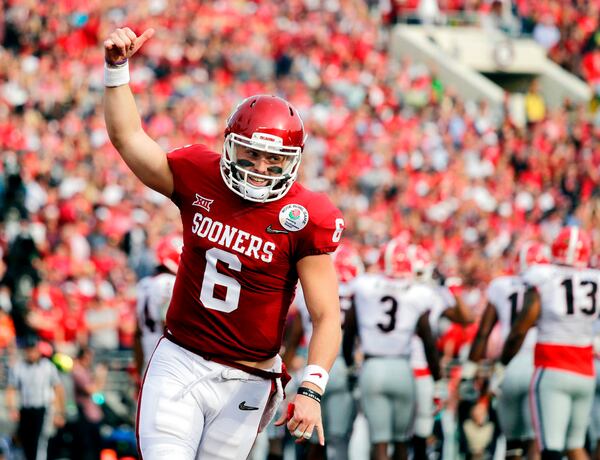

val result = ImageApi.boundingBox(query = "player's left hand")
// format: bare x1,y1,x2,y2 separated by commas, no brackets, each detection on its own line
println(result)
274,392,325,445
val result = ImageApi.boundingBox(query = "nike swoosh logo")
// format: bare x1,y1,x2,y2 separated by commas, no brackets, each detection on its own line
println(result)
310,372,323,378
266,225,289,234
238,401,259,411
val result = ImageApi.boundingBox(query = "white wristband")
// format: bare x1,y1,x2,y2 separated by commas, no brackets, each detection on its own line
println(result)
104,61,130,87
301,365,329,392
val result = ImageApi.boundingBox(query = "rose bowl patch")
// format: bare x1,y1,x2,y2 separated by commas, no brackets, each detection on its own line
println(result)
279,204,309,232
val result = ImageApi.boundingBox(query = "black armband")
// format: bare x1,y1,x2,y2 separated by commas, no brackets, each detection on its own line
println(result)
296,386,322,404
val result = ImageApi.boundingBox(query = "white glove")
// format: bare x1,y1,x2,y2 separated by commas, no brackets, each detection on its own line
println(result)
488,363,505,396
461,360,478,380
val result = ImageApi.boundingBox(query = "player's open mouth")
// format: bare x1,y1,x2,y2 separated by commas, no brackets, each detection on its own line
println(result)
249,177,269,186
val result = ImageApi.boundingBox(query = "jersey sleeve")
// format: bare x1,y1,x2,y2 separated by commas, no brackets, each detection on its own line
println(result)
338,281,354,302
166,144,216,207
428,292,448,326
486,278,503,307
407,284,436,317
293,193,344,261
521,265,552,289
47,360,61,386
437,286,456,308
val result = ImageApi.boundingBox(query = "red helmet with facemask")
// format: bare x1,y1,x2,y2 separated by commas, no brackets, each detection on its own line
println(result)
379,238,434,280
515,241,551,272
332,243,364,283
407,245,434,280
551,227,591,268
378,237,412,278
221,95,305,202
156,234,183,274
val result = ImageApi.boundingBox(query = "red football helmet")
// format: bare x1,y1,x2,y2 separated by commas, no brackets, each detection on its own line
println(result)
551,227,591,268
156,234,183,274
516,241,551,272
379,237,412,278
221,95,305,202
407,245,434,280
332,243,364,283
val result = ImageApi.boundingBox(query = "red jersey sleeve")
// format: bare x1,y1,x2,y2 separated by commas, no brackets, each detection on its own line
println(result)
166,144,219,207
293,192,345,261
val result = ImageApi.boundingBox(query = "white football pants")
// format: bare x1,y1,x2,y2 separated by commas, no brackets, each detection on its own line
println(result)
137,337,279,460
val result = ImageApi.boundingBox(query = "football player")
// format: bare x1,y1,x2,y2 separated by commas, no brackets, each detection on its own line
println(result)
465,241,550,460
104,28,345,459
500,227,600,460
134,233,182,376
408,247,473,459
591,317,600,460
284,242,364,460
343,238,441,460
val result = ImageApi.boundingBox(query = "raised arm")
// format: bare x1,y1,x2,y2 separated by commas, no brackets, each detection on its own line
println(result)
103,27,174,197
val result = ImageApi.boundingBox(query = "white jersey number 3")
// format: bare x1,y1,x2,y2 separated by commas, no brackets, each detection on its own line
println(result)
200,248,241,313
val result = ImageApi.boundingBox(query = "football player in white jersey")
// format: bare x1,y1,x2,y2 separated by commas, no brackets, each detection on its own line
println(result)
500,227,600,460
344,237,441,460
409,250,473,459
465,241,550,460
283,242,364,460
591,317,600,460
134,234,182,376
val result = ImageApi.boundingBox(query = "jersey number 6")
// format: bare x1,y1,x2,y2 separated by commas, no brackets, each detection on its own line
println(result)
200,248,242,313
332,218,344,243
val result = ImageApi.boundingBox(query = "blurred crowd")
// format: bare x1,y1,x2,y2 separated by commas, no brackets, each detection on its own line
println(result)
0,0,599,458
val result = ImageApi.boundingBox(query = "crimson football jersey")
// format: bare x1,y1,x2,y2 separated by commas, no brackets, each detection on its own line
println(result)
165,144,344,361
